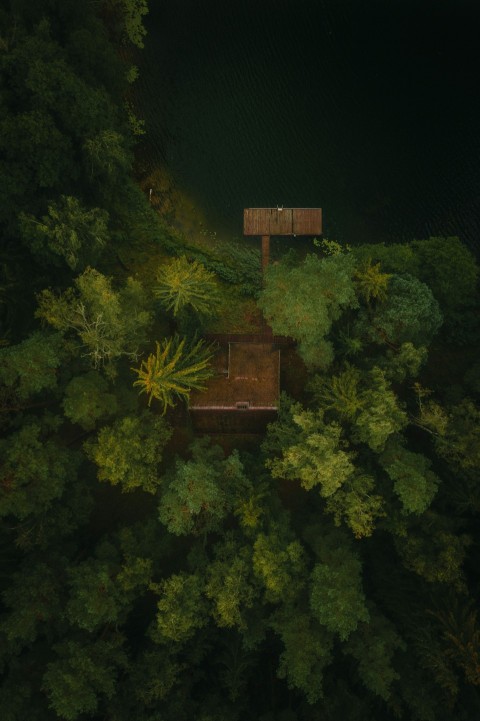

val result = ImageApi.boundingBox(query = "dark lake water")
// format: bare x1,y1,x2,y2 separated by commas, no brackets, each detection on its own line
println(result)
136,0,480,251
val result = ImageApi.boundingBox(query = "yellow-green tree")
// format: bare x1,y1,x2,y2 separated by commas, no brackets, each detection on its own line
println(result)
154,256,221,318
131,334,215,413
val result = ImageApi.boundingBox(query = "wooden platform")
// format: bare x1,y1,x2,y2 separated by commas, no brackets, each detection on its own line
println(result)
243,207,322,236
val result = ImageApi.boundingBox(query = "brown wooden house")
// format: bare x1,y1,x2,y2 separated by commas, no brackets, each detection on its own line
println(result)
189,337,280,433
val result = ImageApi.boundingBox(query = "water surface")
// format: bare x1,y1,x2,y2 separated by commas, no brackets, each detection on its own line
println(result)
137,0,480,250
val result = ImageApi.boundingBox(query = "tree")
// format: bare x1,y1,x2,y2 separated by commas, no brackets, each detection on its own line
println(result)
359,274,443,347
42,635,128,721
266,404,355,496
19,196,109,270
0,330,64,402
309,538,369,641
0,556,66,646
252,526,306,604
435,398,480,473
102,0,150,48
308,363,366,419
151,572,208,644
0,418,80,520
62,370,118,430
379,341,428,383
66,539,151,631
394,512,471,588
154,256,221,318
352,367,408,452
205,535,258,631
132,334,215,413
83,129,131,181
158,438,245,535
343,607,405,701
85,411,171,493
411,236,478,314
36,268,152,376
379,437,439,515
258,253,358,368
325,472,385,539
353,258,392,304
270,606,334,703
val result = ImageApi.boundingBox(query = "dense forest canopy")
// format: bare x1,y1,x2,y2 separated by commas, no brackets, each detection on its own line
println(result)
1,1,480,720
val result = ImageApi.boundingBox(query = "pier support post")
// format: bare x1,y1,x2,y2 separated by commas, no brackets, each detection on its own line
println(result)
261,235,270,272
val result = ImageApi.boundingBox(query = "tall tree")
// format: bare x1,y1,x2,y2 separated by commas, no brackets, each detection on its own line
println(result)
36,268,152,376
85,411,171,493
154,256,221,318
131,334,215,413
258,253,358,368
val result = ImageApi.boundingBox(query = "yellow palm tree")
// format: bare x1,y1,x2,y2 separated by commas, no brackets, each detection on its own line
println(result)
132,335,215,413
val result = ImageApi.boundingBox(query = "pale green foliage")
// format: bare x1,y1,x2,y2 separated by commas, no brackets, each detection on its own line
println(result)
0,419,79,519
252,529,307,603
344,609,405,700
43,637,127,721
132,334,215,413
325,473,385,538
314,237,351,255
62,371,117,430
352,367,408,451
20,195,109,270
271,608,333,703
151,572,208,643
308,364,366,419
353,258,392,303
259,253,358,368
154,256,221,317
369,274,443,346
158,440,245,535
36,268,152,375
85,412,171,493
310,545,369,641
267,405,355,496
205,537,257,630
0,331,63,399
380,439,439,514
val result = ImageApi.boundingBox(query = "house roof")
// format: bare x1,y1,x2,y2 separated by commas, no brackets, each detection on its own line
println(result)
190,342,280,411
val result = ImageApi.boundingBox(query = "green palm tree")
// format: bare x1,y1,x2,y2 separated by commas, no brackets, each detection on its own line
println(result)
154,256,220,317
354,258,392,304
131,334,215,413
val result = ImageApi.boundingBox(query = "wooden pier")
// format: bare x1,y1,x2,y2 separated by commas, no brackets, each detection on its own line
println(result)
243,207,322,270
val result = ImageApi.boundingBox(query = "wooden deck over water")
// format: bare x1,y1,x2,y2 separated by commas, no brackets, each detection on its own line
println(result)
244,207,322,236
